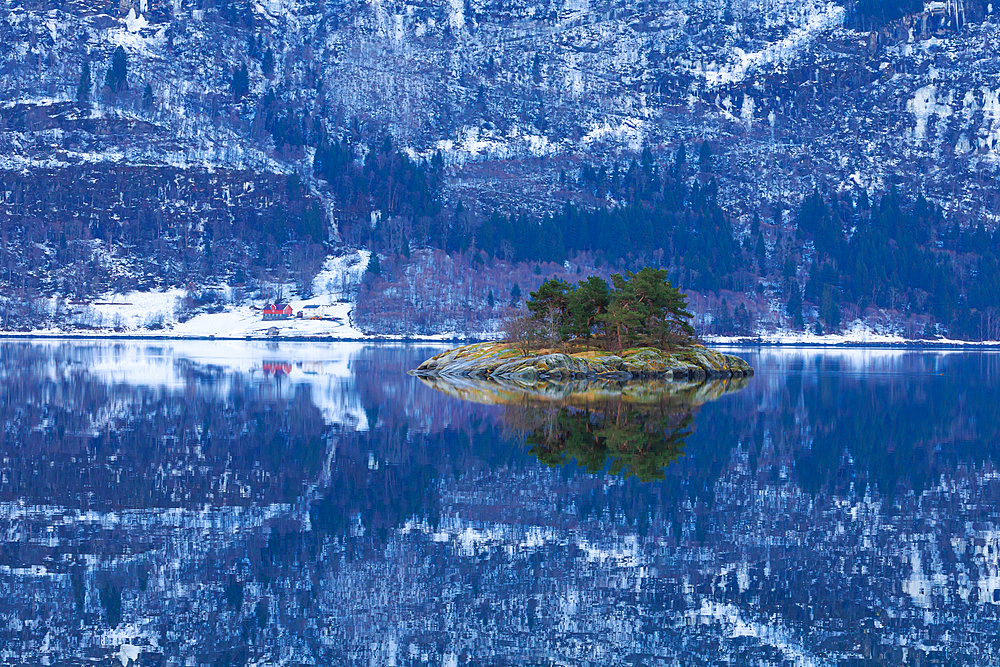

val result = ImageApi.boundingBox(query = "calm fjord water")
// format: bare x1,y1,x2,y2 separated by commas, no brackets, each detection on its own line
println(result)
1,341,999,664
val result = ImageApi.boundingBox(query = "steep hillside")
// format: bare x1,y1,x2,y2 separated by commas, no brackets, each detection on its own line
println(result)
1,0,999,338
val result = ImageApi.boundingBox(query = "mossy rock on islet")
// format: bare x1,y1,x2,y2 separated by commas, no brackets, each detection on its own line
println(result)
412,343,753,382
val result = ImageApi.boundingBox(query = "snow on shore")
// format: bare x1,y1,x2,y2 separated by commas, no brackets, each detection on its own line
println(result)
18,291,368,340
173,300,365,339
705,321,1000,347
5,268,999,347
4,249,488,341
4,250,441,341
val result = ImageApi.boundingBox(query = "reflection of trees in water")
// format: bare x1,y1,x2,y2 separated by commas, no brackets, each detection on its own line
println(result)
309,426,443,545
503,398,698,482
0,343,460,662
689,352,1000,498
0,350,330,509
11,344,1000,663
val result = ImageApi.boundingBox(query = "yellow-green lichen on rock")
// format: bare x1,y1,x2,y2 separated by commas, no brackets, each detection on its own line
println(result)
415,373,751,407
413,343,753,382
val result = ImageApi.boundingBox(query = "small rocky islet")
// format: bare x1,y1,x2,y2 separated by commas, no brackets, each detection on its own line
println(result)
412,342,753,382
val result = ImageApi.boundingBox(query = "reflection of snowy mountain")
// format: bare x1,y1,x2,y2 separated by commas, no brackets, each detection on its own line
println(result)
0,341,448,663
29,339,438,430
2,344,1000,663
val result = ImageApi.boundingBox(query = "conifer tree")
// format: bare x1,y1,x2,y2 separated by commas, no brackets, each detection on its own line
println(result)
820,285,841,331
104,46,128,94
232,64,250,100
261,49,275,78
510,283,521,305
76,61,91,103
601,296,644,352
366,252,381,277
672,142,686,178
854,0,922,28
527,279,572,339
698,141,713,172
755,231,767,273
786,281,804,330
567,276,610,343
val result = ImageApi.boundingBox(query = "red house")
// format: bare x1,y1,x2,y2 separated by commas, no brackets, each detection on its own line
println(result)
262,303,294,320
262,361,293,376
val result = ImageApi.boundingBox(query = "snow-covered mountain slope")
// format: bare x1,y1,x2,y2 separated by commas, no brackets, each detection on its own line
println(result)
2,0,999,338
3,0,996,217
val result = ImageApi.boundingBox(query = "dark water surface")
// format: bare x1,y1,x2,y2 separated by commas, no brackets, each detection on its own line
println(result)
1,341,999,665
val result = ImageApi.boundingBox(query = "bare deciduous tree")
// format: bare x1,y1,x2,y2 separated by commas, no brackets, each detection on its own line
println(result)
503,312,538,356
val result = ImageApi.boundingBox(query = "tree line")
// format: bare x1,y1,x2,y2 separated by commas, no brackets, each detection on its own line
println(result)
852,0,924,28
787,187,1000,339
333,140,743,294
507,268,696,352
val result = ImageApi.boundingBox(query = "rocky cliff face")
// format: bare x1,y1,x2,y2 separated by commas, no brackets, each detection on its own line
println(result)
4,0,997,213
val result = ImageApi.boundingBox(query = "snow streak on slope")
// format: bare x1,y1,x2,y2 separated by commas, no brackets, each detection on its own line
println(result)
700,1,846,88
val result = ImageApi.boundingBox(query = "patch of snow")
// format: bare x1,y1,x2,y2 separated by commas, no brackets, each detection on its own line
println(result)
448,0,466,32
741,94,756,127
577,537,640,568
581,118,645,151
705,321,908,345
688,600,822,666
124,9,149,33
311,249,371,300
0,97,65,110
907,84,951,142
107,21,165,54
83,288,185,331
962,89,979,121
117,644,141,667
171,300,365,339
976,531,1000,606
708,321,1000,347
701,2,845,89
956,133,972,154
401,516,561,557
429,126,558,164
981,88,1000,156
902,547,934,609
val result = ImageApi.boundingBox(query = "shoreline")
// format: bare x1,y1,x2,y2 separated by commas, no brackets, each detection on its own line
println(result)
707,340,1000,351
0,332,478,344
2,332,1000,350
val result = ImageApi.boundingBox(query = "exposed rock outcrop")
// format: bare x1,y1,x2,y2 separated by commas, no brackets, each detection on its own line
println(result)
412,343,754,382
415,372,750,407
